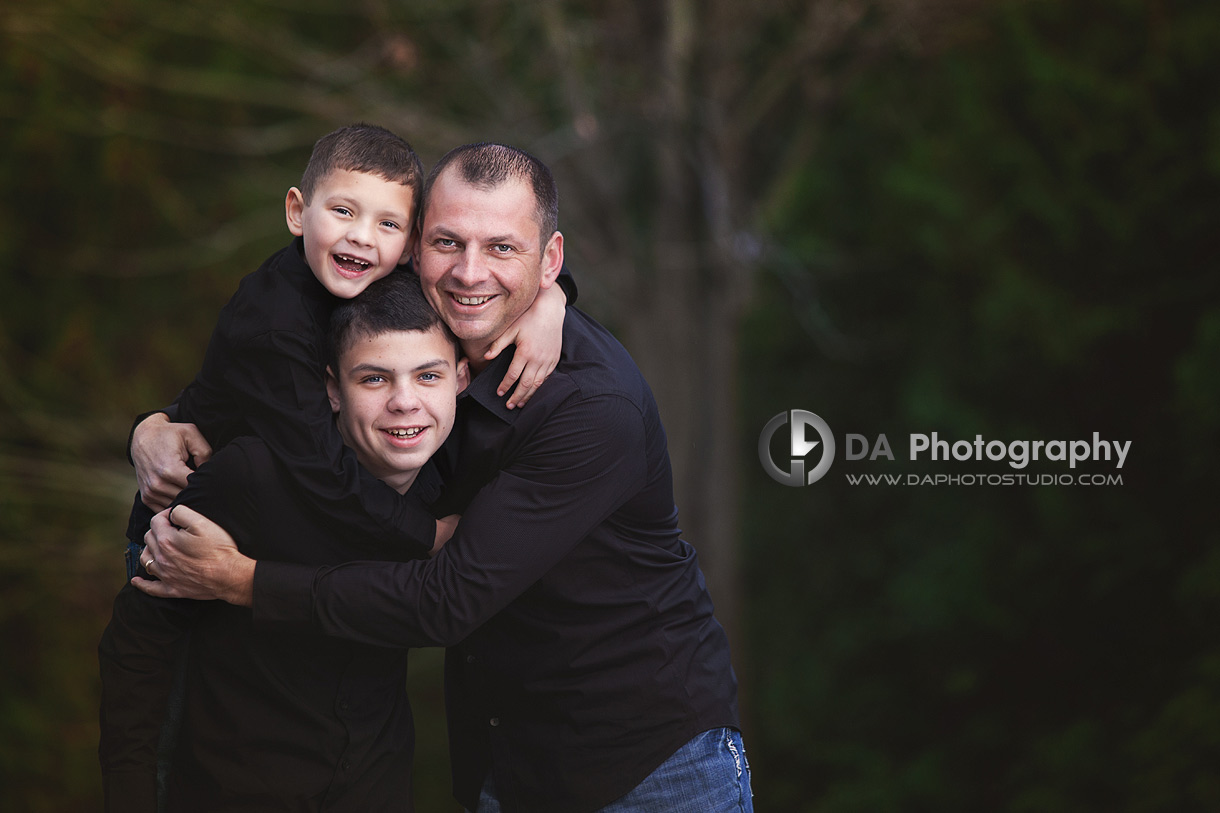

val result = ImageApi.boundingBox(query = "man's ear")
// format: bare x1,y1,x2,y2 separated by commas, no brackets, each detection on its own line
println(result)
285,188,306,236
325,365,342,414
539,231,564,289
455,356,471,396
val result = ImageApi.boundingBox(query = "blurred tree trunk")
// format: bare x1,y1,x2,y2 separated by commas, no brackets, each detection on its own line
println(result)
3,0,981,656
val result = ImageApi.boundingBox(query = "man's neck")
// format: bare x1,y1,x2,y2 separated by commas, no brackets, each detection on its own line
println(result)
463,341,494,376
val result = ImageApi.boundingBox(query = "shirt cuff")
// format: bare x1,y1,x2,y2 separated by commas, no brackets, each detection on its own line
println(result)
252,561,322,632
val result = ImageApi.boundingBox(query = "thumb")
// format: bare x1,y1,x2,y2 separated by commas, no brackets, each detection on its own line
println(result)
484,329,515,361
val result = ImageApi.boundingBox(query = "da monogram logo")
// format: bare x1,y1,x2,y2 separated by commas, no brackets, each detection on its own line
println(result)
758,410,836,486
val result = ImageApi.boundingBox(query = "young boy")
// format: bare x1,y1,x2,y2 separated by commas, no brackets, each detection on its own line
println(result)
101,272,468,811
122,123,570,571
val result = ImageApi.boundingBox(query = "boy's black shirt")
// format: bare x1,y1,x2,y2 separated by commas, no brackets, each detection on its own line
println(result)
126,237,435,555
254,306,740,813
125,237,579,552
100,436,439,811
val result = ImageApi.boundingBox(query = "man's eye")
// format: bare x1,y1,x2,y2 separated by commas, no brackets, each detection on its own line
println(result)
418,372,440,383
362,375,386,385
436,238,456,248
492,244,513,253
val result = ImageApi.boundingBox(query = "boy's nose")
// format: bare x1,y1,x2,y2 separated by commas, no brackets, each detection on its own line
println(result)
387,385,421,412
347,219,375,247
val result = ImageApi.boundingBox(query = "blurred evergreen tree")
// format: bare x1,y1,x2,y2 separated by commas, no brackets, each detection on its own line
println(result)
742,0,1220,809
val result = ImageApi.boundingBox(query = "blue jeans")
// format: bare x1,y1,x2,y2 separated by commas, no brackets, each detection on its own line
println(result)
474,727,753,812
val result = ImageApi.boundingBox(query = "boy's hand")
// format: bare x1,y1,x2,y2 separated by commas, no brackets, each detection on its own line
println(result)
131,413,213,510
432,514,461,556
486,283,567,409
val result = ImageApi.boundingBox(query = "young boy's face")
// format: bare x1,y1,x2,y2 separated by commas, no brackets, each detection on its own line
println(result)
286,169,417,299
326,326,468,494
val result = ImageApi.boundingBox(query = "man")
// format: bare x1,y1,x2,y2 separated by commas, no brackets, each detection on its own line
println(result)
102,271,468,811
135,143,753,813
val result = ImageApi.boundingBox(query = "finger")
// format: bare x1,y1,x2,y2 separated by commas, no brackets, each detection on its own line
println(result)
143,526,162,561
483,332,513,363
506,362,555,409
505,376,536,409
139,489,172,512
165,504,202,531
182,428,213,466
162,463,195,492
131,576,178,598
496,359,526,398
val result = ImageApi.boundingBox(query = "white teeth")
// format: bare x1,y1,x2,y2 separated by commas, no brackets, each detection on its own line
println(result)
455,295,491,305
337,254,370,268
387,428,422,438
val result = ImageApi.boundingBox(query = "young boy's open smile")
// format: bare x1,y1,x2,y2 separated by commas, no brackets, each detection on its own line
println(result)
287,168,417,300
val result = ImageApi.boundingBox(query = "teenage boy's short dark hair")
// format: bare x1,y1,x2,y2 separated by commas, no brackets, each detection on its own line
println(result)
422,142,559,248
328,272,460,371
300,124,425,214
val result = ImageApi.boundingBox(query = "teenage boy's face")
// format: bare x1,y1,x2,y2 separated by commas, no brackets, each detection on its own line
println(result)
286,169,417,299
326,327,468,494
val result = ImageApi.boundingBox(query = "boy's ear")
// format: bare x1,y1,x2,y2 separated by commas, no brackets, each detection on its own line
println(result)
399,226,419,266
539,231,564,289
411,227,424,268
455,356,471,396
325,365,342,414
285,188,306,237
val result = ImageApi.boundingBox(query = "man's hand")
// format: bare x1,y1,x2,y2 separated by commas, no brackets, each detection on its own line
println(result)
485,282,567,409
131,413,213,510
133,505,255,607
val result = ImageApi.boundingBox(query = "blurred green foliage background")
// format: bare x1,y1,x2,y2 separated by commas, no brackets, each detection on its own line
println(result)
2,0,1217,810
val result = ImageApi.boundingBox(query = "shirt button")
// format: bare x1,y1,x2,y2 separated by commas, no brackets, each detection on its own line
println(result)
339,701,349,711
489,717,500,727
466,654,477,664
340,759,351,771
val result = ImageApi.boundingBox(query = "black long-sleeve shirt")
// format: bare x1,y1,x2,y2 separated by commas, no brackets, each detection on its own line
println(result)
127,238,435,554
255,306,740,813
100,436,439,811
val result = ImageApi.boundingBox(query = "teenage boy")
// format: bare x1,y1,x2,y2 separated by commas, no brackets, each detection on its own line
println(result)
136,144,752,813
100,272,468,811
123,123,569,574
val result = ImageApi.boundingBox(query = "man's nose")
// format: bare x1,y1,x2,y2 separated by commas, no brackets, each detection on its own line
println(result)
449,249,489,286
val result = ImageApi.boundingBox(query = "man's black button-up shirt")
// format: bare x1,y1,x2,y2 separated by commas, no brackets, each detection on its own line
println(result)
256,306,740,813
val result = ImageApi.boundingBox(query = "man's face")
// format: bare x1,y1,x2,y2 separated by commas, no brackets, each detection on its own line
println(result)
415,171,563,358
326,327,468,494
286,169,417,299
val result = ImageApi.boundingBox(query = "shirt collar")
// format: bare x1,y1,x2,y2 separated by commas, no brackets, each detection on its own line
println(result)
408,458,444,505
461,345,519,424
